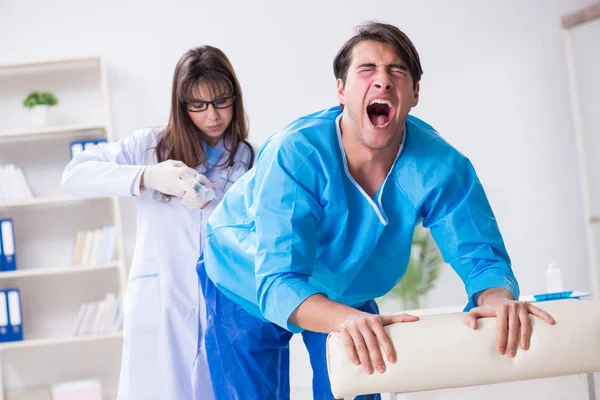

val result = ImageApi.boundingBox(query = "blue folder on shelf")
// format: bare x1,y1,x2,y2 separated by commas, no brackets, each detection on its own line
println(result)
69,139,108,159
0,291,8,342
0,289,22,343
6,289,23,342
0,227,3,272
0,219,16,272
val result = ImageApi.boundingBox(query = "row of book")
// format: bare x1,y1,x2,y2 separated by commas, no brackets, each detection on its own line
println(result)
0,164,34,204
72,226,117,266
1,219,116,272
0,288,125,344
72,292,123,336
1,138,105,205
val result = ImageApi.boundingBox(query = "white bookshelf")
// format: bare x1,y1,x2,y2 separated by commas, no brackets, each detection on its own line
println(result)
0,55,126,399
0,196,88,212
0,263,120,281
0,56,103,72
0,124,109,142
0,332,123,352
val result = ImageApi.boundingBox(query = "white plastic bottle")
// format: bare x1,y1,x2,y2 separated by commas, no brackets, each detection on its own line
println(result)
545,262,564,293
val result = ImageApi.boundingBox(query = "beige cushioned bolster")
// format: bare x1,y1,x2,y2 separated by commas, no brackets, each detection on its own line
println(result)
326,299,600,399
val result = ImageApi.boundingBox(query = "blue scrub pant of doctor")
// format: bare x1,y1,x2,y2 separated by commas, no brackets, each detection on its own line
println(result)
197,258,381,400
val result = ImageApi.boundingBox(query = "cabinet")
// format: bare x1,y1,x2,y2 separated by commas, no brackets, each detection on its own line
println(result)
0,56,126,399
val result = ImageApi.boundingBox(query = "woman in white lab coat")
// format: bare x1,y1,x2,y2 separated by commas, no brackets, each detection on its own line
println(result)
62,46,254,400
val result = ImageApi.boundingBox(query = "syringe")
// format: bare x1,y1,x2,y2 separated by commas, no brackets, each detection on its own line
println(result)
181,175,215,200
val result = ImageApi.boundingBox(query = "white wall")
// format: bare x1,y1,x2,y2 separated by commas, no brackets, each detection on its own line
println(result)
1,0,595,302
1,0,598,398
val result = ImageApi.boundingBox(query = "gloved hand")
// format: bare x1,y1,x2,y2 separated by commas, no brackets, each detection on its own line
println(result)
180,173,216,210
142,160,198,197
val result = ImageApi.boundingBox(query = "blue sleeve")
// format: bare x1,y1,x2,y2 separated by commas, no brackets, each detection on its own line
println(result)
421,156,520,310
253,142,324,333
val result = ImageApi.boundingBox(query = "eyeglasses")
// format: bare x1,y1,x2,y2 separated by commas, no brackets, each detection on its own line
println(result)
185,95,235,113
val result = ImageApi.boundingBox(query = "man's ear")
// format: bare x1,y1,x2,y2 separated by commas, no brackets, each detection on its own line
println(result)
337,78,345,105
412,82,420,107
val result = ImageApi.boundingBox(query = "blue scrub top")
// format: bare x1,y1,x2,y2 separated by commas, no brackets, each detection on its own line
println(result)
203,106,519,333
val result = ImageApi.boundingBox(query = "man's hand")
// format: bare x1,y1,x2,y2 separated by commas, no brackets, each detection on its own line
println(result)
288,294,419,374
339,312,419,375
464,288,555,357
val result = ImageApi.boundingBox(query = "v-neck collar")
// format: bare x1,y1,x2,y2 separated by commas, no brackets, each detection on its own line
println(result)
334,114,405,226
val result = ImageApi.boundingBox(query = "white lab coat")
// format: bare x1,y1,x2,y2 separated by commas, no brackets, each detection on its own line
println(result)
62,127,254,400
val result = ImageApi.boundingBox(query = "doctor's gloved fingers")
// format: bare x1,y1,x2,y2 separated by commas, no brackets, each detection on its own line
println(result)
174,163,198,178
160,160,196,178
194,173,215,190
163,159,186,168
143,161,193,197
182,195,211,210
181,198,199,210
179,176,198,194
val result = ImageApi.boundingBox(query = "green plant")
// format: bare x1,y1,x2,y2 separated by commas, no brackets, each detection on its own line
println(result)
22,91,58,109
388,224,444,310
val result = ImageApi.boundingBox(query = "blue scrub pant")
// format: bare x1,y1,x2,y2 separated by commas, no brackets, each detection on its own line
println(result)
198,258,381,400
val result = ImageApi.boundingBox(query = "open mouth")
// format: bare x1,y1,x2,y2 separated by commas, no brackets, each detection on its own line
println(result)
366,99,395,129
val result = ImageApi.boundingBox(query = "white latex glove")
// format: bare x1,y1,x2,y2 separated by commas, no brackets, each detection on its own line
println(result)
142,160,198,197
179,173,216,210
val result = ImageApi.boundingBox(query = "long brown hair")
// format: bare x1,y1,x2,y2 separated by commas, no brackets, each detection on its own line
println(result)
156,46,248,169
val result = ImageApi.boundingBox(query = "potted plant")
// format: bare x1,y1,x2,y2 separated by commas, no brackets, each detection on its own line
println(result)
23,90,58,127
386,224,443,311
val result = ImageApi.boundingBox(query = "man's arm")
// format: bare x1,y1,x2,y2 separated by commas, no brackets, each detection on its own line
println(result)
421,155,520,307
251,139,324,332
422,155,553,356
290,294,361,333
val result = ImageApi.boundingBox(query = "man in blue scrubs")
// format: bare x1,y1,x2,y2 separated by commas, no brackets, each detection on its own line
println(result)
198,21,555,399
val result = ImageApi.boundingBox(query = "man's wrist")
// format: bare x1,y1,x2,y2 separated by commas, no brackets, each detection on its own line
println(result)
477,287,514,306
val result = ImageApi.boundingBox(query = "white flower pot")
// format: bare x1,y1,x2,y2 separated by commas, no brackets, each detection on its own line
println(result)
30,105,49,127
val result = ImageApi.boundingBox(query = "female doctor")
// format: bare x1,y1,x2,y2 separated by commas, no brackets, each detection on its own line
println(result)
62,46,254,400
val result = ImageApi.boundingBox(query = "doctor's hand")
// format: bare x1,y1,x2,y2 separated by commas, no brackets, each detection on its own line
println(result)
141,160,198,197
339,312,419,375
179,173,216,210
464,288,555,358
